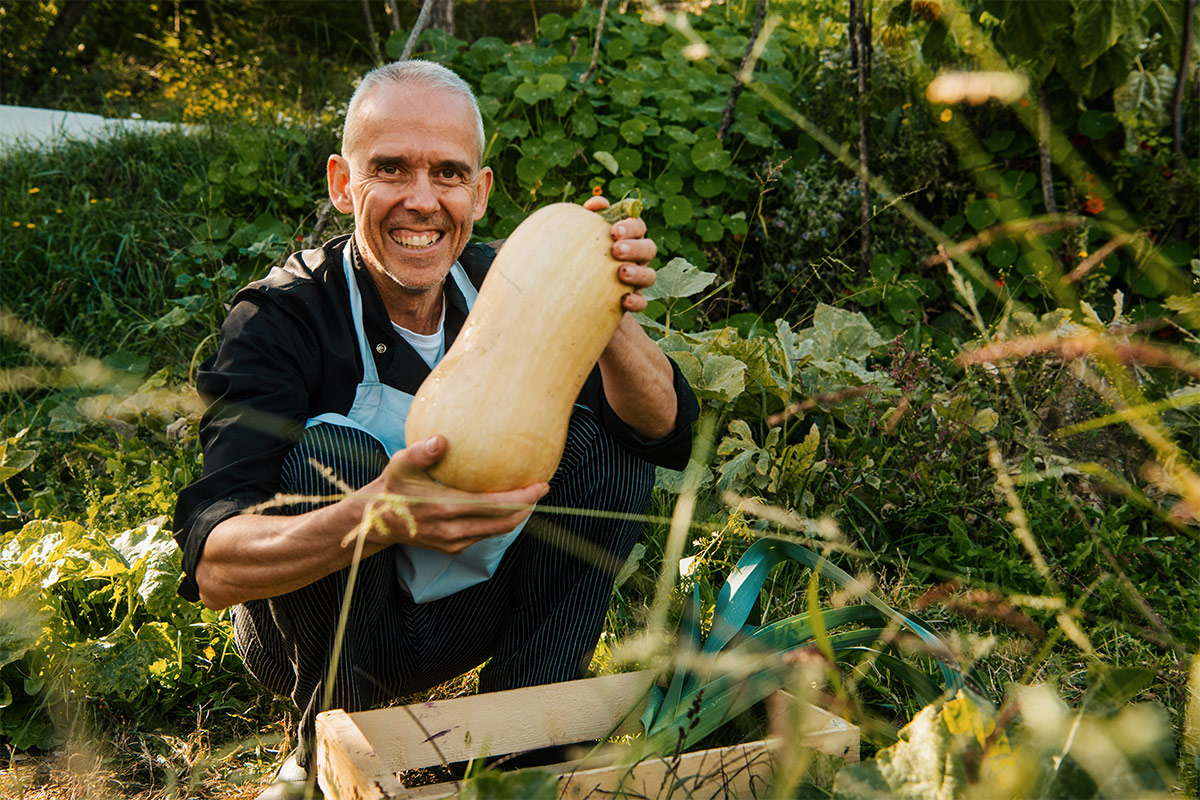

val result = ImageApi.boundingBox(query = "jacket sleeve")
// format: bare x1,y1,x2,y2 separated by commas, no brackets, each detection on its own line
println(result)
579,356,699,471
171,292,322,602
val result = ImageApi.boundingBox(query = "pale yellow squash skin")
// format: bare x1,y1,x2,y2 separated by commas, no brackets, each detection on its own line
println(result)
405,203,627,492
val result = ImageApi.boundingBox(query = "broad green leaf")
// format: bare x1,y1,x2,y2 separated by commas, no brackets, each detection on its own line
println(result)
613,147,643,174
797,303,886,363
663,125,698,144
660,194,693,227
695,219,724,242
644,257,716,302
1073,0,1144,68
539,13,567,41
697,354,747,402
619,118,647,145
987,238,1019,268
592,151,619,175
654,170,684,196
965,199,998,230
1078,109,1119,139
607,36,633,61
0,431,36,485
693,172,726,198
607,75,644,106
691,139,732,172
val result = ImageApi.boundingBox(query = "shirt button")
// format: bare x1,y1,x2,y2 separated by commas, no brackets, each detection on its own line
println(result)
375,343,387,353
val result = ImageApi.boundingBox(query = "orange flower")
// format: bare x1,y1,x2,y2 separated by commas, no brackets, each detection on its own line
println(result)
1084,194,1105,214
592,185,604,196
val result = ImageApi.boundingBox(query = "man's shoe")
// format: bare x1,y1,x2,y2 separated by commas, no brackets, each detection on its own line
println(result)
256,752,319,799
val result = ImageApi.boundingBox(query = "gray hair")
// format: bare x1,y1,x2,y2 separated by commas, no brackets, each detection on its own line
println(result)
342,60,486,165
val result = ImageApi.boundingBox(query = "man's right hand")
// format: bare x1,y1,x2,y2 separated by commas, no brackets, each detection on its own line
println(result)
365,435,548,554
194,435,548,610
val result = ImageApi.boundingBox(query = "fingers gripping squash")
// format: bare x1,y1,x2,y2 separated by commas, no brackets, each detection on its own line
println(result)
405,201,639,492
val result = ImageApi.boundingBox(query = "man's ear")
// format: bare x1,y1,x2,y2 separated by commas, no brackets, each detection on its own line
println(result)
473,166,493,221
327,155,354,214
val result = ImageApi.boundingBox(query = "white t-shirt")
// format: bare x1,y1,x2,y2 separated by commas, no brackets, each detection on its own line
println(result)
392,298,445,368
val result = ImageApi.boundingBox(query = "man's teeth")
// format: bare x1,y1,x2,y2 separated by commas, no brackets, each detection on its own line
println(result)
394,232,442,248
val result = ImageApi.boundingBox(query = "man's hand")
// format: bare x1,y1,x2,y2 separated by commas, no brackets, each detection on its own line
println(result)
195,435,547,610
369,435,548,555
584,195,657,313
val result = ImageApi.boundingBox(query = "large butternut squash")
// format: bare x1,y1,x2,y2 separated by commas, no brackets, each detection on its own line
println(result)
405,202,635,492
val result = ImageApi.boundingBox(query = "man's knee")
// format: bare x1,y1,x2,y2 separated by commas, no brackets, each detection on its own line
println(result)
279,423,389,507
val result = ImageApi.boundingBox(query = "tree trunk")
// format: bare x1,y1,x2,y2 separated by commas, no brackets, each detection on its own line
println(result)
1171,0,1197,168
361,0,382,64
849,0,872,271
429,0,455,36
1038,89,1059,216
401,0,437,61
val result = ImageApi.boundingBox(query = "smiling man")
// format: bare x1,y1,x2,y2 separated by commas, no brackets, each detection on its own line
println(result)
172,60,697,797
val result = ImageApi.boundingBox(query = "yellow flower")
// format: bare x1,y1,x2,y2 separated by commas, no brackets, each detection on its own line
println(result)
28,187,40,194
89,198,98,204
940,108,953,122
56,208,63,214
1077,250,1088,258
12,221,20,227
203,645,216,661
902,102,912,110
26,222,36,229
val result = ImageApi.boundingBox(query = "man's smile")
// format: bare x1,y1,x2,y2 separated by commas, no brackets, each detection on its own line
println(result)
390,229,445,249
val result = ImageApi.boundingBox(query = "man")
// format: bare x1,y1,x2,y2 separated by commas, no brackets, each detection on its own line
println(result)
172,60,698,792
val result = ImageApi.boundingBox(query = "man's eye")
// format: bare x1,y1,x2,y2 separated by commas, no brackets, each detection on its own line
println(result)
380,165,400,176
439,169,462,181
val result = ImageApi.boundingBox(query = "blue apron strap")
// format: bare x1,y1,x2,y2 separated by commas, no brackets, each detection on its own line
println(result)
341,244,380,383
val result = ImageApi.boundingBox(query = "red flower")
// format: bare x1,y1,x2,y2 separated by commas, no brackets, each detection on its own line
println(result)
995,278,1005,287
986,192,998,200
1084,194,1105,214
1071,132,1089,147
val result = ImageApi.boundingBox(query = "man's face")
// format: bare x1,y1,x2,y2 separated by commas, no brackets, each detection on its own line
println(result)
328,82,492,296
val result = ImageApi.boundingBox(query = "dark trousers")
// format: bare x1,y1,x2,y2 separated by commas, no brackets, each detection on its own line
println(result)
230,406,654,767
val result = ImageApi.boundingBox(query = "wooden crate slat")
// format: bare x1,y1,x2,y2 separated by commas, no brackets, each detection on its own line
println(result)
315,708,405,800
334,671,654,774
557,738,777,800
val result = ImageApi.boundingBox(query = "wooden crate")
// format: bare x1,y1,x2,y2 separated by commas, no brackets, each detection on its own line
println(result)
315,671,858,799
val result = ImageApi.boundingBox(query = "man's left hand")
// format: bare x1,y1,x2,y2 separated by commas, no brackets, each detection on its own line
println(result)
584,196,657,313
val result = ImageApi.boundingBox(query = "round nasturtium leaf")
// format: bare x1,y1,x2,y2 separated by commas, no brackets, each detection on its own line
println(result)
941,214,965,237
984,129,1015,152
655,171,684,196
696,218,725,242
693,172,726,198
661,194,694,226
608,37,633,61
619,119,647,145
539,13,567,40
516,154,548,184
965,199,998,230
614,147,643,174
609,176,639,198
1077,109,1118,139
691,139,731,172
987,238,1019,268
871,253,898,282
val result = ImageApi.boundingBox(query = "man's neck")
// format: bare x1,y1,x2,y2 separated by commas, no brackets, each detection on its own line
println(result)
376,277,445,335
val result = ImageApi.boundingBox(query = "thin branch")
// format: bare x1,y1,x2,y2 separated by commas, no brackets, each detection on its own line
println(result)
361,0,382,65
580,0,611,84
401,0,437,61
718,0,767,141
1038,89,1058,216
1171,0,1197,168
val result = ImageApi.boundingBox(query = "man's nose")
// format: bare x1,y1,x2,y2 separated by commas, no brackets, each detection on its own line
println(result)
403,172,440,214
